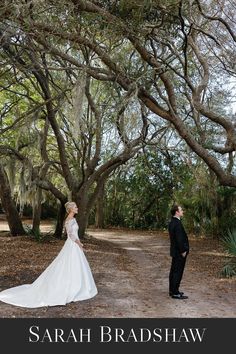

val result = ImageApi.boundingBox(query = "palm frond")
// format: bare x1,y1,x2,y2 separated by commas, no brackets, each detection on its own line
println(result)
221,263,236,278
221,228,236,256
221,228,236,278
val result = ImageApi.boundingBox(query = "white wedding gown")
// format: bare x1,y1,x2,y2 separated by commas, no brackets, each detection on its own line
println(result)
0,218,97,308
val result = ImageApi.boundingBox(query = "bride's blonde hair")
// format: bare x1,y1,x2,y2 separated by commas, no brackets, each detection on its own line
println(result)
65,201,76,214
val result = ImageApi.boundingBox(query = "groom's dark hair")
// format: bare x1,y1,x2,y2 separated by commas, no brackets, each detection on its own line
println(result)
170,204,179,216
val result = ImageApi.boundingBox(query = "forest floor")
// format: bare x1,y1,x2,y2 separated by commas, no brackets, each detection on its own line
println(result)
0,218,236,318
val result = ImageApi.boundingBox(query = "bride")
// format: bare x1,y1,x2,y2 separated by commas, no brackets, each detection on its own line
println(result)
0,202,98,308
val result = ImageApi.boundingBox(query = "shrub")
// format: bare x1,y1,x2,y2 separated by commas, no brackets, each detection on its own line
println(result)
221,228,236,278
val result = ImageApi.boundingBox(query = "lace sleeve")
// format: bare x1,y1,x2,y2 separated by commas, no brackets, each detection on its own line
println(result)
65,220,78,241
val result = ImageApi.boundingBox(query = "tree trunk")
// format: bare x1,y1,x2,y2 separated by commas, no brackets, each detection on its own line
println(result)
77,210,89,239
54,202,66,239
95,182,105,228
72,190,89,239
0,164,26,236
32,188,42,235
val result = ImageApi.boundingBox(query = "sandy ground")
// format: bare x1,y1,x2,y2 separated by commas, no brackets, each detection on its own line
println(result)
88,229,236,318
0,219,235,318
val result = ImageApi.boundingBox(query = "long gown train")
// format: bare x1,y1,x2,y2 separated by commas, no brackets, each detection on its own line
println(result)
0,218,97,308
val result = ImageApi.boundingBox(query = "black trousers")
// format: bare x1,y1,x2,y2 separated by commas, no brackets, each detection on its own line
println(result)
169,254,187,295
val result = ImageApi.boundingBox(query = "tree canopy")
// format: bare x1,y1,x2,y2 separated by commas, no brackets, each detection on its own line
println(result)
0,0,236,236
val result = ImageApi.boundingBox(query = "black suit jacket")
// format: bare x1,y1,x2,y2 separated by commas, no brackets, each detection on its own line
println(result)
168,217,189,257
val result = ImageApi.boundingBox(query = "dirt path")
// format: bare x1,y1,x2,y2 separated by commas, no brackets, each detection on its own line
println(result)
0,227,235,318
88,229,236,318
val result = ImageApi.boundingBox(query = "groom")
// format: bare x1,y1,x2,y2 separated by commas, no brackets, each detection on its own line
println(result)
168,205,189,299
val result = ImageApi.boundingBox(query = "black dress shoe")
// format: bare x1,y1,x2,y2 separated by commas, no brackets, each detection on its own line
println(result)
171,294,188,299
169,291,184,296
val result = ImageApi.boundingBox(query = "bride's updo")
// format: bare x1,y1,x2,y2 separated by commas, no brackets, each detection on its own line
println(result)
65,201,76,214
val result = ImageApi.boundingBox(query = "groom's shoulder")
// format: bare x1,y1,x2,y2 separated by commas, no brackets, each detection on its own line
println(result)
169,217,178,227
170,217,179,223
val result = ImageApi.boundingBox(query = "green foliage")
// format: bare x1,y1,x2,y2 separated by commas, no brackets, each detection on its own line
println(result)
23,224,41,241
101,150,236,237
103,149,191,230
221,264,236,278
172,165,236,237
23,224,54,243
103,0,180,26
221,229,236,257
221,228,236,278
